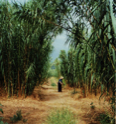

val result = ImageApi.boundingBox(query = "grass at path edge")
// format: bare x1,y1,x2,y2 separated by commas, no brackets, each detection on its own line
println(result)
43,108,77,124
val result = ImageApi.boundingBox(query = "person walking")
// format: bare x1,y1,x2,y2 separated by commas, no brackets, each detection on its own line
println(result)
58,76,64,92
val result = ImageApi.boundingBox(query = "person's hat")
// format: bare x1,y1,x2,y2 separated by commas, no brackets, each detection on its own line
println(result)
60,76,64,79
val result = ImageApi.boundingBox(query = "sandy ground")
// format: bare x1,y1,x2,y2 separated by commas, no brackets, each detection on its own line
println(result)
0,77,111,124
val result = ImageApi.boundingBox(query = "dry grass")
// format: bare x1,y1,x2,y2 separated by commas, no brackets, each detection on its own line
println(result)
0,78,111,124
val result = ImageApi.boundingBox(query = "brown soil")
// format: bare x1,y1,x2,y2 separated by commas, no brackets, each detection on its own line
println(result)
0,77,111,124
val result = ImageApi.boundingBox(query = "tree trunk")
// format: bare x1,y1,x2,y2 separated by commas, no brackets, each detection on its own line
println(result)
23,46,27,98
8,52,10,98
4,74,7,94
18,70,21,97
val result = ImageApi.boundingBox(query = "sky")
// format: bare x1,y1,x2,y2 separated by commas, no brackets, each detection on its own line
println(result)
51,31,69,62
8,0,26,4
7,0,69,62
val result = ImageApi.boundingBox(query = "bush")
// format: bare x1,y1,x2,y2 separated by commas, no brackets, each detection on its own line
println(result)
96,113,111,124
62,80,66,86
0,121,8,124
0,104,3,114
71,90,79,95
44,108,77,124
51,82,56,86
0,104,8,124
10,110,22,123
96,111,115,124
90,102,95,110
23,119,28,123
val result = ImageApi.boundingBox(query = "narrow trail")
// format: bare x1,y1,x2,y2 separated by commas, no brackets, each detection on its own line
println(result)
0,78,110,124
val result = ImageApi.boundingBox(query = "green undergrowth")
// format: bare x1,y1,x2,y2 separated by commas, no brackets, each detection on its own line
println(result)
0,103,8,124
10,110,27,123
51,82,56,86
90,102,95,110
10,110,22,123
43,108,77,124
62,79,66,86
0,107,27,124
50,77,58,87
71,90,80,95
96,113,114,124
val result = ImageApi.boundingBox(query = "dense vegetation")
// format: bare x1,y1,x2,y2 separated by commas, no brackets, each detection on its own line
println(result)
47,58,61,78
59,0,115,96
58,0,116,123
0,0,63,97
44,108,77,124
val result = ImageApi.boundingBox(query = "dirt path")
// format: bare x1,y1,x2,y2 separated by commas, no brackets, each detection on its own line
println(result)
0,78,110,124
